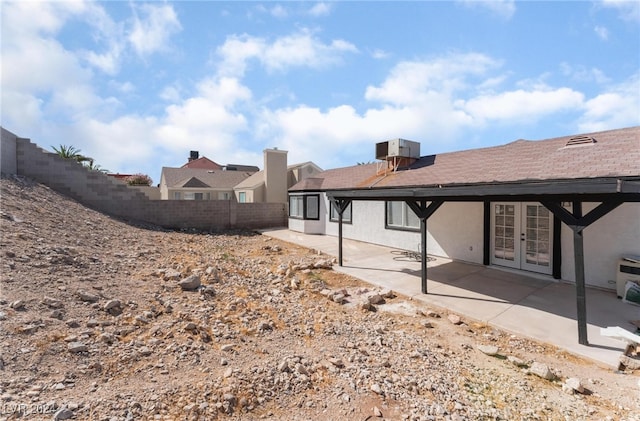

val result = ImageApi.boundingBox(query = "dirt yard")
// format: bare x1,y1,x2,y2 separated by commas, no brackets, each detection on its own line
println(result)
1,174,639,421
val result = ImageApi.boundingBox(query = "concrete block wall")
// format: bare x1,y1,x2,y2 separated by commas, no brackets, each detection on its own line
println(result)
1,130,287,231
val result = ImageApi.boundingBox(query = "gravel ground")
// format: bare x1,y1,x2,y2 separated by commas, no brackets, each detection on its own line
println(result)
1,173,639,421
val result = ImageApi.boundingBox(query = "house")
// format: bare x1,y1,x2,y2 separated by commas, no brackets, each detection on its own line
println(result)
234,148,323,203
288,127,640,345
159,151,259,200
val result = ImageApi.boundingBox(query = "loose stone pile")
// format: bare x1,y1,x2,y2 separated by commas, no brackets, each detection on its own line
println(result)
1,174,639,421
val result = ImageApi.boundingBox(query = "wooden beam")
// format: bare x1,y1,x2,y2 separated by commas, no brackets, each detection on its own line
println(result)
330,199,351,267
552,215,562,280
405,200,444,294
483,201,491,266
572,201,588,345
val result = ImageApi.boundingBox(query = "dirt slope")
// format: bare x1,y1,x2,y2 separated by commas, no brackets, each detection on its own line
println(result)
1,174,639,421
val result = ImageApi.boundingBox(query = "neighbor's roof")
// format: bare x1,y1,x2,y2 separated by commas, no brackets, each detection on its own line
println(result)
181,157,223,170
290,126,640,195
161,167,254,189
234,162,323,190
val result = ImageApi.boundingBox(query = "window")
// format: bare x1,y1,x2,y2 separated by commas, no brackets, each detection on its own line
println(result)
173,192,181,200
238,192,246,203
289,194,320,220
330,201,352,223
184,192,203,200
386,201,420,230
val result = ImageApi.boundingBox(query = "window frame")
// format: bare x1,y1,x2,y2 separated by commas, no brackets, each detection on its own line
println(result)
288,194,321,220
385,201,420,232
329,201,352,224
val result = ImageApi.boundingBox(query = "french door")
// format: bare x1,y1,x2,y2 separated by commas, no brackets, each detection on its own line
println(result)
491,202,552,275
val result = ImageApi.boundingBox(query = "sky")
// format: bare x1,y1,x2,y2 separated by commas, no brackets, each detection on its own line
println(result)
2,1,639,186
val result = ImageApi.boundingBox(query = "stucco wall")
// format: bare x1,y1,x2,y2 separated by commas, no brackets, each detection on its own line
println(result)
322,198,484,263
560,202,640,290
292,193,639,291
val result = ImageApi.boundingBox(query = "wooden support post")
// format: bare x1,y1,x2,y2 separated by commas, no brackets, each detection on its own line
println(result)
421,217,427,294
331,199,351,267
572,201,588,345
405,199,444,295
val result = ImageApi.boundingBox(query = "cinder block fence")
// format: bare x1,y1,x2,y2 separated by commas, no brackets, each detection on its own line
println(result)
1,128,287,231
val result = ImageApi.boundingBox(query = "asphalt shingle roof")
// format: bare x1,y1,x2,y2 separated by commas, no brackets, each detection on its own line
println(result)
290,127,640,192
161,167,254,189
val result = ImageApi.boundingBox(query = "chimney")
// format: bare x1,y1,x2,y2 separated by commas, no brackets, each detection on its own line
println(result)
189,151,199,162
264,148,288,203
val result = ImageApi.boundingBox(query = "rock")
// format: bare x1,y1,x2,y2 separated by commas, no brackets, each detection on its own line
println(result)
423,321,434,328
138,346,152,356
477,344,500,356
65,319,80,328
221,344,235,352
381,289,396,299
373,406,383,417
278,360,290,373
9,300,25,310
562,377,584,394
332,293,346,304
370,383,383,395
103,299,121,311
448,314,462,325
54,408,74,420
529,362,555,380
98,333,116,344
619,355,640,370
295,363,309,376
50,309,64,320
368,294,385,305
76,290,100,303
43,296,64,308
507,355,527,367
359,300,375,312
178,274,201,291
425,309,441,318
162,270,182,281
201,285,216,297
68,342,88,353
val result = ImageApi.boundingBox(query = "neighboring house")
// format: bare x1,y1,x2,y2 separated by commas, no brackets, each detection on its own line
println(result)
288,127,640,296
159,151,259,200
234,148,323,203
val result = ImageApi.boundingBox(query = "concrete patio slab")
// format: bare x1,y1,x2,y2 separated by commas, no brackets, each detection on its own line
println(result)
260,228,640,368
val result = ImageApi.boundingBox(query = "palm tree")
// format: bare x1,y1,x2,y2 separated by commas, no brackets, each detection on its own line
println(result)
52,144,106,171
52,144,88,163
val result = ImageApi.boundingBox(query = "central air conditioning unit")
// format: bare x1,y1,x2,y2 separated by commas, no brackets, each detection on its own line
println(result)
617,255,640,298
375,139,420,160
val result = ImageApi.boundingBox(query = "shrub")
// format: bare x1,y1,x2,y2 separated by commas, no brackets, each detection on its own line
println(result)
125,173,153,186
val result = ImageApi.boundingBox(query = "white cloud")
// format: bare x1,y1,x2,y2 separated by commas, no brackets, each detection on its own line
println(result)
600,0,640,22
308,2,332,17
365,53,501,105
578,73,640,131
155,77,252,154
371,49,390,60
458,0,516,19
128,3,182,57
269,4,288,19
216,30,358,76
560,63,610,84
594,25,609,40
460,88,585,123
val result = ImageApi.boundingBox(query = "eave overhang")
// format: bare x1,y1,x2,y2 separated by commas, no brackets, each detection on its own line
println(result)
325,177,640,202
